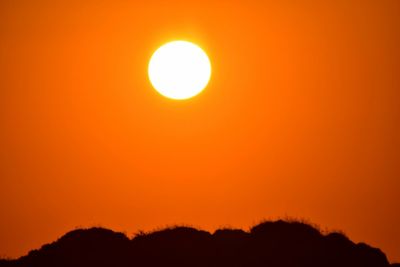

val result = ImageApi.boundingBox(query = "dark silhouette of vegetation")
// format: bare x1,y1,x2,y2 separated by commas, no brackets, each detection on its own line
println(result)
0,220,397,267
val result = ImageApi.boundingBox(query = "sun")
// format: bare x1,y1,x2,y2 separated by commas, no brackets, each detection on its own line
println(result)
148,41,211,100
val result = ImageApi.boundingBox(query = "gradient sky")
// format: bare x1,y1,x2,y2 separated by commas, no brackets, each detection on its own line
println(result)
1,0,399,262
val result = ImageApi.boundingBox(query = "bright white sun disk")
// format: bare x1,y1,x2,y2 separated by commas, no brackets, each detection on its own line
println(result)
148,41,211,100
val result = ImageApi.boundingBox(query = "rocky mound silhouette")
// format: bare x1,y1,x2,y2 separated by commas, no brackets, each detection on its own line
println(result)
0,220,397,267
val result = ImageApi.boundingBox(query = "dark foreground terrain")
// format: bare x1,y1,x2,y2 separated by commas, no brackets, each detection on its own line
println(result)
1,220,398,267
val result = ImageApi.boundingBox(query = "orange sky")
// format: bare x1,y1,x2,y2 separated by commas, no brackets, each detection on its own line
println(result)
0,0,399,262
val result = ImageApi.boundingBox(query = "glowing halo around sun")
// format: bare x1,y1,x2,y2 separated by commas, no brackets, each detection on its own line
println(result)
148,41,211,100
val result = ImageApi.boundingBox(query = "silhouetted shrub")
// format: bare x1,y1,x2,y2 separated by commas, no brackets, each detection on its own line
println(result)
0,220,392,267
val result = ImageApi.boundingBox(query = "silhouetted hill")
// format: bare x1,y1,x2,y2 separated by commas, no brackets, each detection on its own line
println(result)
0,220,397,267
